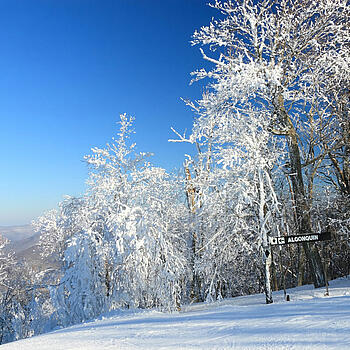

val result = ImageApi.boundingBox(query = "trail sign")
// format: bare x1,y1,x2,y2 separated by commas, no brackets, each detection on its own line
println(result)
269,232,331,246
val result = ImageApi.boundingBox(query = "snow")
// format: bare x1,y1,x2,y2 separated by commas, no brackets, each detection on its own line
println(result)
3,277,350,350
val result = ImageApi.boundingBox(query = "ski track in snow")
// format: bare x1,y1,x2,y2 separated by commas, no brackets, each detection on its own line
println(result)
3,277,350,350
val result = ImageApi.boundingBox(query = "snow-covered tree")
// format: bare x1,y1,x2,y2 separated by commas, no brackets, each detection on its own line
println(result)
84,114,188,311
0,239,49,344
173,100,282,303
0,236,16,343
189,0,349,288
38,114,189,328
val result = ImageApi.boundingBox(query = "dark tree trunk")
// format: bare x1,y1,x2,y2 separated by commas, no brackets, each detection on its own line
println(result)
297,245,305,286
287,129,326,288
275,95,326,288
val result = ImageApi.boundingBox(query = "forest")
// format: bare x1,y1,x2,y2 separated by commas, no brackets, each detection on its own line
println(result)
0,0,349,344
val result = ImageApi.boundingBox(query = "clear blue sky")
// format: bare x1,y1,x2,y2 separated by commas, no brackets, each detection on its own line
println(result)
0,0,216,225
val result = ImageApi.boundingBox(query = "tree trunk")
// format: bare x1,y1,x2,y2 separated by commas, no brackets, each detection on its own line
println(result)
263,248,273,304
287,130,326,288
297,245,305,286
271,249,279,291
184,165,200,302
257,169,274,303
275,94,326,288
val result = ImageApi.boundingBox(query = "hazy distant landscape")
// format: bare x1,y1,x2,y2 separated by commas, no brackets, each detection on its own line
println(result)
0,224,35,242
0,225,49,271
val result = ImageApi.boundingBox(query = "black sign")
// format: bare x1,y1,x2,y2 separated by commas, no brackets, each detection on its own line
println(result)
269,232,331,246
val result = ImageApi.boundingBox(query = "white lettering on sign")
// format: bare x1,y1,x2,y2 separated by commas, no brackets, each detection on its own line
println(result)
269,234,327,246
287,234,318,243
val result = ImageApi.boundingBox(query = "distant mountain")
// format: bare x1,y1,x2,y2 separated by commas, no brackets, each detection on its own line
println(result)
1,226,57,272
0,224,43,267
0,224,36,242
15,236,56,272
8,231,41,255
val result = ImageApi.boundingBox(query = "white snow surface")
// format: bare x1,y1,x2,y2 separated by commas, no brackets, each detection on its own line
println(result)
4,277,350,350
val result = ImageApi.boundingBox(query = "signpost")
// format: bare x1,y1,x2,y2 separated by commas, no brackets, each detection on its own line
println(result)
269,232,331,246
270,231,332,299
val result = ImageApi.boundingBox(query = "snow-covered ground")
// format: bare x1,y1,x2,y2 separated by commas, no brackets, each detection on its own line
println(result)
3,277,350,350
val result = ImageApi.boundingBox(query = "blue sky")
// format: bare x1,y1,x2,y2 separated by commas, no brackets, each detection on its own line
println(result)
0,0,217,226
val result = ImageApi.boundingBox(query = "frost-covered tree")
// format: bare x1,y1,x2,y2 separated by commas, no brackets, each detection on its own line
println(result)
189,0,349,288
84,114,188,311
36,114,188,328
0,238,50,344
316,41,350,203
0,236,17,343
173,101,282,303
52,227,108,327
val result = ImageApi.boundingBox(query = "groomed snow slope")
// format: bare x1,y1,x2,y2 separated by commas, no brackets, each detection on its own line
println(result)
3,277,350,350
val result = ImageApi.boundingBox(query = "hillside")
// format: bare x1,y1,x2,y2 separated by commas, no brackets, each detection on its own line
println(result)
0,225,56,272
0,225,35,242
3,277,350,350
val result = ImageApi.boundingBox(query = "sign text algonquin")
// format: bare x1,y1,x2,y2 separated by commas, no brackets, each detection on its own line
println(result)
269,232,331,246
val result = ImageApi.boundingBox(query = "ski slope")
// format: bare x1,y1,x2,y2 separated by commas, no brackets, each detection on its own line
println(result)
3,277,350,350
